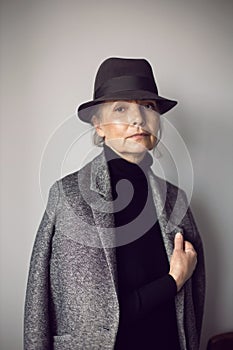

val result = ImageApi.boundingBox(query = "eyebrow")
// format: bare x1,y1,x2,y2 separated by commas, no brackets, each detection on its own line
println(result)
137,100,157,105
107,99,158,111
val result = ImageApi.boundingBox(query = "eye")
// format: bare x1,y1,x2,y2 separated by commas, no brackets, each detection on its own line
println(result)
114,105,126,113
143,102,156,110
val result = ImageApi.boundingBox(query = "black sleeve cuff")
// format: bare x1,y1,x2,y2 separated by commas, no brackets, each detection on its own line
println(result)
118,274,177,324
137,274,177,317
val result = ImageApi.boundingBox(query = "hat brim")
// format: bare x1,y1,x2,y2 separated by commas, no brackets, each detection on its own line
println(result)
77,90,177,123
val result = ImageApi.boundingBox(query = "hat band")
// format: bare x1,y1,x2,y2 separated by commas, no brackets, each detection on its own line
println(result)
94,75,158,99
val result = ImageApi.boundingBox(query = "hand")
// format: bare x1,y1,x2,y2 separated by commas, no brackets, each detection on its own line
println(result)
169,232,197,292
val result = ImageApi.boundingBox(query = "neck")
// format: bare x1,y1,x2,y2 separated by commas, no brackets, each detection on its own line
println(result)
105,145,147,164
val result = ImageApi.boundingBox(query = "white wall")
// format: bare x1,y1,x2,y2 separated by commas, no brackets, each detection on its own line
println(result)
0,0,232,349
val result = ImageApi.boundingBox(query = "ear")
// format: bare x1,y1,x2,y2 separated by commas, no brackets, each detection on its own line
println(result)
92,115,105,138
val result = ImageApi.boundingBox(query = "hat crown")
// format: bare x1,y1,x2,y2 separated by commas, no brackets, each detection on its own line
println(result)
94,57,157,98
77,57,178,123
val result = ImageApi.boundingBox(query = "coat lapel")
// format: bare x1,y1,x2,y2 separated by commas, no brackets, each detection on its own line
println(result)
148,171,174,255
89,151,118,291
148,171,187,350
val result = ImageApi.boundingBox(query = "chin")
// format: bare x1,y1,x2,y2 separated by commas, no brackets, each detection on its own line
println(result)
106,139,151,155
123,141,149,154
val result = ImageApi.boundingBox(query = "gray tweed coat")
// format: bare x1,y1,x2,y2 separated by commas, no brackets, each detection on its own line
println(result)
24,150,205,350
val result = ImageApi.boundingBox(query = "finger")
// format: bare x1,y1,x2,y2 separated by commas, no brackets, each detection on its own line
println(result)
184,241,196,253
174,232,184,251
184,242,197,257
184,241,194,250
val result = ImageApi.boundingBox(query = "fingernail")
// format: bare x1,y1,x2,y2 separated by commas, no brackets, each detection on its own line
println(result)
176,232,182,238
174,228,183,235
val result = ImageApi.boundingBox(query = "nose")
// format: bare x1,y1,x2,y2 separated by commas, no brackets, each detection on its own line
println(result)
129,104,145,126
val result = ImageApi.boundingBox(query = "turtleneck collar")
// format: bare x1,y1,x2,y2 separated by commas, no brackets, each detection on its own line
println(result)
104,144,153,179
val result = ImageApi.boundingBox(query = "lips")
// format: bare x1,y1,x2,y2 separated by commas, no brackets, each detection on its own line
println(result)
127,132,150,138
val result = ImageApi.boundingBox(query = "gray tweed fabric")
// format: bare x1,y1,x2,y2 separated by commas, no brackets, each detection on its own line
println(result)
24,150,205,350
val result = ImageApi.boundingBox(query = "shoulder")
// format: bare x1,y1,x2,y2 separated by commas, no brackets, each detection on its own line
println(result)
46,151,107,206
149,170,187,203
149,170,193,233
57,151,104,188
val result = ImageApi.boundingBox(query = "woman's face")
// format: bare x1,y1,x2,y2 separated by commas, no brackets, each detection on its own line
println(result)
93,100,160,161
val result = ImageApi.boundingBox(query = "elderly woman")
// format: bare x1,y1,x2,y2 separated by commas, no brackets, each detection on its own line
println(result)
24,57,205,350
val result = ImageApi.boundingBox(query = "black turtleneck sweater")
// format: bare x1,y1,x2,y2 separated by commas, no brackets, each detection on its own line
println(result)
104,145,180,350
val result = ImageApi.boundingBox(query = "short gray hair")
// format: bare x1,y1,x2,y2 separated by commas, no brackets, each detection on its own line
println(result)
90,104,105,147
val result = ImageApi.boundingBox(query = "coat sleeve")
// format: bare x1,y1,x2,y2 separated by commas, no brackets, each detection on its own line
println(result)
24,181,60,350
186,205,206,343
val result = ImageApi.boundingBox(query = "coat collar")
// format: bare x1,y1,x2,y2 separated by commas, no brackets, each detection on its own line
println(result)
90,150,112,199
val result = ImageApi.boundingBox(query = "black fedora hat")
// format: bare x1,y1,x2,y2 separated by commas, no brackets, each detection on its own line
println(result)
77,57,177,123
